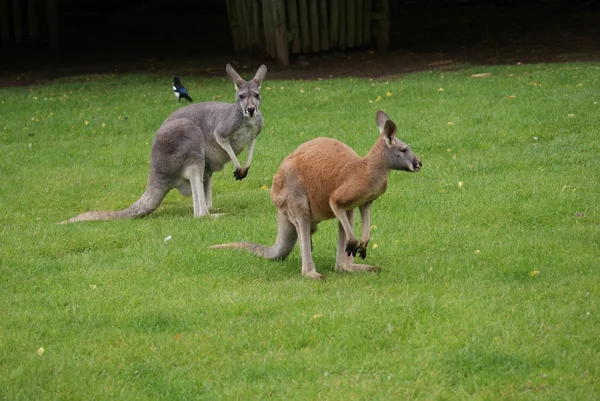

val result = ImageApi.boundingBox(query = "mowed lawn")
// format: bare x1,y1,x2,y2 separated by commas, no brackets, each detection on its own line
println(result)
0,62,598,400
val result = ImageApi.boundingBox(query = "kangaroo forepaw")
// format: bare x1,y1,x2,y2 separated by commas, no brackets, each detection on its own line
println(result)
345,240,359,257
233,167,249,180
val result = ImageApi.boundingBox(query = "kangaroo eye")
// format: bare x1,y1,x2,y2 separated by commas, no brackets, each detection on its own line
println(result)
254,94,260,99
239,94,246,99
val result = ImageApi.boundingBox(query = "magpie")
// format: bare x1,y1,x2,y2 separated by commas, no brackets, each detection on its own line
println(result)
172,76,193,102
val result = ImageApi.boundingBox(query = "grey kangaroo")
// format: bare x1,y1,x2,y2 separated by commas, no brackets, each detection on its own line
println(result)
62,64,267,223
211,110,422,279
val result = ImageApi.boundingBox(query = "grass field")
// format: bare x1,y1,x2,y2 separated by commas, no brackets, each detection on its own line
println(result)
1,62,599,400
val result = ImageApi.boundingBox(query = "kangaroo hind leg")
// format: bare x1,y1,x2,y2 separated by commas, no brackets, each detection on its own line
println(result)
184,165,211,217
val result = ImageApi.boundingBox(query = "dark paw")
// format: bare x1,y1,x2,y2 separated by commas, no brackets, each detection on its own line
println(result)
345,241,358,257
233,167,249,180
358,242,368,259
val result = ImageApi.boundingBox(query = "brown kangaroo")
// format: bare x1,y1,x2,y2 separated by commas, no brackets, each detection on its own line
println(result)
62,64,267,223
210,110,422,279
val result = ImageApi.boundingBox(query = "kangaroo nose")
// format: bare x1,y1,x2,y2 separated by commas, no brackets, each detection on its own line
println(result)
418,160,422,167
247,106,256,116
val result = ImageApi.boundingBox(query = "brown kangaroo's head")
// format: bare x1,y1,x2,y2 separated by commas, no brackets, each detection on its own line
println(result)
376,110,422,173
226,64,268,118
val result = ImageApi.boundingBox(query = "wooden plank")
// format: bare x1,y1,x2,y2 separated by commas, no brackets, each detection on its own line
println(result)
346,0,355,48
329,0,338,48
308,0,319,52
0,0,10,45
375,0,389,52
45,0,58,51
11,0,23,45
274,0,290,65
318,0,328,51
363,0,372,46
225,0,241,52
286,0,301,53
355,0,363,46
27,0,38,44
338,0,346,50
298,0,311,53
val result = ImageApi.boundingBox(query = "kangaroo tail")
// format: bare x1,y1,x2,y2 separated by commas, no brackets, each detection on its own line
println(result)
60,186,169,224
210,211,297,260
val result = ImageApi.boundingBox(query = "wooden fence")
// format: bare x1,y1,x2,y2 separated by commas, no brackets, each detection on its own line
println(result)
1,0,59,50
226,0,390,66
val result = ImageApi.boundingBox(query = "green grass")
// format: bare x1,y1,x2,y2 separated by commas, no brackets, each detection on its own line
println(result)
1,63,599,400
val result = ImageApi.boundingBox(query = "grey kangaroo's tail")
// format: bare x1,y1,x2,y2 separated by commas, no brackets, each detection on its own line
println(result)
210,211,297,260
60,186,169,224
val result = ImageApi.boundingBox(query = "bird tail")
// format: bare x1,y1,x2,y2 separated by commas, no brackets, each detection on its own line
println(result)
182,94,193,102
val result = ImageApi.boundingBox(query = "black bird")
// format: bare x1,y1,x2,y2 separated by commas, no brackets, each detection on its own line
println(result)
172,76,193,102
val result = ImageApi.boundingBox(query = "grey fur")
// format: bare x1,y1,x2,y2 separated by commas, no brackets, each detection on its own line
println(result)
62,64,267,223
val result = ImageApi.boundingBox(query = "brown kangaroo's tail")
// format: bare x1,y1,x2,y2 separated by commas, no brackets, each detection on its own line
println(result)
60,186,169,224
210,211,297,260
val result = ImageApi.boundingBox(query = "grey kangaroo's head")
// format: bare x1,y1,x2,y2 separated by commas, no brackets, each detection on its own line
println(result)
376,110,422,173
226,64,268,118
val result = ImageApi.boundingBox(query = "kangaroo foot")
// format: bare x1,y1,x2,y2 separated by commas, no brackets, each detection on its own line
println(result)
336,262,380,273
302,270,325,280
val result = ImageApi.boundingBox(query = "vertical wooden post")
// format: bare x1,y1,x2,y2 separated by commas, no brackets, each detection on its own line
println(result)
329,0,338,48
0,0,10,45
308,0,319,52
318,0,328,51
338,0,346,50
27,0,39,45
12,0,24,45
375,0,389,52
273,0,289,66
346,0,355,49
355,0,363,46
225,0,241,52
298,0,311,53
363,0,372,46
286,0,301,53
45,0,58,51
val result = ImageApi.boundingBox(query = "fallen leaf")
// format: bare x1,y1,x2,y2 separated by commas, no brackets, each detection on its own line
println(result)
311,314,323,321
471,73,491,78
447,122,454,125
372,243,379,249
438,88,445,92
84,121,89,126
386,92,392,97
529,270,540,277
507,95,517,99
474,250,481,255
173,333,182,341
574,212,585,218
458,181,464,188
370,225,377,230
37,347,45,356
260,185,269,191
164,235,172,244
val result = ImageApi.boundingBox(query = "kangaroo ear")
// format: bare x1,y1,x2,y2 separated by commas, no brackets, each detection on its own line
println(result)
382,120,397,146
251,64,268,87
226,64,245,89
376,110,391,133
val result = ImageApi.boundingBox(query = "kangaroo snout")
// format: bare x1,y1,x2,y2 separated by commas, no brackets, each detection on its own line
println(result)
246,106,256,117
414,159,422,172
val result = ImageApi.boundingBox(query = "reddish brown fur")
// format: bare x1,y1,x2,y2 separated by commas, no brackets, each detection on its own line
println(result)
211,110,421,279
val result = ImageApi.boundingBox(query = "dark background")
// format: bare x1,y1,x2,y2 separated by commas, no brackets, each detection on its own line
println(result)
1,0,599,83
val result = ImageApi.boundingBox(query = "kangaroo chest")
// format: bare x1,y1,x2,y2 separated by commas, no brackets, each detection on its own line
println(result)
230,119,261,154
